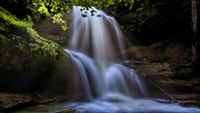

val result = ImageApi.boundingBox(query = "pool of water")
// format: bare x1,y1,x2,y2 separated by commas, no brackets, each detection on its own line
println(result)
14,94,200,113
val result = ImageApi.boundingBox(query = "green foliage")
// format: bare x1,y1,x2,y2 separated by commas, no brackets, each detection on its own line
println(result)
0,8,63,59
123,0,135,9
0,8,69,72
0,7,71,93
30,0,70,15
27,0,135,31
28,0,71,31
71,0,134,9
52,13,67,31
0,10,32,28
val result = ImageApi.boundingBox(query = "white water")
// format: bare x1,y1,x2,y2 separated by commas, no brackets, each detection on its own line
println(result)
61,6,200,112
67,6,147,99
14,6,200,113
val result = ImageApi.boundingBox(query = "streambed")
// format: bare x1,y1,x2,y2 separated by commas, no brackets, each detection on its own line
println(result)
14,93,200,113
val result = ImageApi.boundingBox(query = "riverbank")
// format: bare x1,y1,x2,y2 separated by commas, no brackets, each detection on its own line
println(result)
0,92,79,113
127,38,200,106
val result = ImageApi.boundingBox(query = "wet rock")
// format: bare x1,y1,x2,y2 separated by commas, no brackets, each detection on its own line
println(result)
56,109,75,113
126,39,200,106
0,93,32,112
0,92,76,112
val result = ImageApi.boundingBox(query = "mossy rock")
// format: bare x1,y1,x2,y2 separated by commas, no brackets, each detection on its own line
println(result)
0,8,71,93
34,17,69,47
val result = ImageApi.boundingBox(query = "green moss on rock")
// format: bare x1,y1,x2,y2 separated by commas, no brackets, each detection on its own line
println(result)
0,8,70,93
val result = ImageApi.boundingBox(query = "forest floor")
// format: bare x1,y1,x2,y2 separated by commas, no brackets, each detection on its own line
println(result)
126,39,200,106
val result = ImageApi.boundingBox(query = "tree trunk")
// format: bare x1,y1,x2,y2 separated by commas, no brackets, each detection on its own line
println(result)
191,0,199,66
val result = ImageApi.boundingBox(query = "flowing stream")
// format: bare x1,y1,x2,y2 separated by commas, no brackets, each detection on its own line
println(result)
15,6,200,113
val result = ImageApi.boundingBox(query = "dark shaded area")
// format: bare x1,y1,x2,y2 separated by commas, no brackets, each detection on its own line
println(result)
0,0,32,19
116,0,194,45
120,0,200,106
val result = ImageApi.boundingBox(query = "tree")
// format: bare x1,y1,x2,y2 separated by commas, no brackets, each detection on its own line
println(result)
191,0,199,66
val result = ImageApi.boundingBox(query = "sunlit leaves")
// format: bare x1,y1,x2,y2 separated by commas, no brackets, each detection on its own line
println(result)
71,0,79,5
52,13,67,31
28,0,135,31
37,2,51,17
0,11,32,28
71,0,135,9
52,13,64,23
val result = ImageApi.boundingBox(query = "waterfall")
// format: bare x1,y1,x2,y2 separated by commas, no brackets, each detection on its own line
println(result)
66,6,147,100
16,6,200,113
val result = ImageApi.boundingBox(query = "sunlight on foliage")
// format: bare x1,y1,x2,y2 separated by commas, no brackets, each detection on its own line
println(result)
36,2,51,17
0,11,32,28
28,0,135,31
70,0,135,9
29,0,71,31
52,13,67,31
0,9,68,62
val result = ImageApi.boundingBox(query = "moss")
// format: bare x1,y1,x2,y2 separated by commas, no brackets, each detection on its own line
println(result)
0,25,6,31
0,8,69,93
0,11,32,28
27,28,60,59
0,8,68,61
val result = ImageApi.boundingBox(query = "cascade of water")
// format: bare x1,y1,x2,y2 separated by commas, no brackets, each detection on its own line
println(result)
15,5,200,113
67,6,147,99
